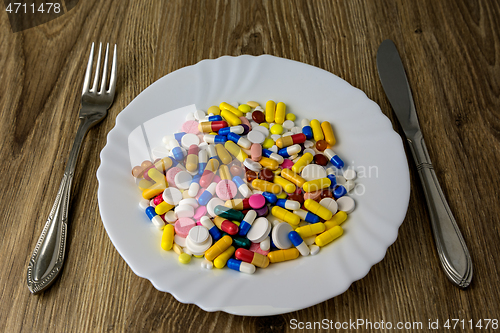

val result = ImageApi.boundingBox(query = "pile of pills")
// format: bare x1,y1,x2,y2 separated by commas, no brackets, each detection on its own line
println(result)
131,101,357,274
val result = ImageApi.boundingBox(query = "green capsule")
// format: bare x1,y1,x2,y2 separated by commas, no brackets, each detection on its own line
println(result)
222,233,251,249
214,205,245,221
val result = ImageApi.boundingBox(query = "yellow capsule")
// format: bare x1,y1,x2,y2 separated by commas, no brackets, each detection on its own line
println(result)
315,226,343,247
161,224,174,251
219,164,231,180
321,121,336,146
252,179,282,194
275,136,294,148
142,182,167,200
273,176,296,193
185,152,198,173
155,201,175,215
291,152,313,174
208,105,221,115
154,157,173,173
205,158,220,172
324,211,348,229
225,141,248,162
215,144,232,165
259,157,279,170
265,100,276,123
221,109,242,126
276,192,288,199
173,243,183,255
280,168,306,188
295,222,326,238
310,119,324,142
271,206,300,225
178,253,192,264
148,168,167,186
220,102,244,117
302,177,331,193
224,199,247,210
268,248,300,263
205,235,233,261
214,246,235,268
138,179,154,191
304,199,333,221
238,104,251,113
250,252,270,268
275,102,286,124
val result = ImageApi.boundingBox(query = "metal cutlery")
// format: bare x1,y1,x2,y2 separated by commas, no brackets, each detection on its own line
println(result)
376,39,472,288
27,42,117,294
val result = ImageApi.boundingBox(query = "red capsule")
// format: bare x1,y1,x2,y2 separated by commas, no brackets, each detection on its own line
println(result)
200,170,216,188
214,216,239,235
235,248,269,268
199,121,228,132
152,193,164,206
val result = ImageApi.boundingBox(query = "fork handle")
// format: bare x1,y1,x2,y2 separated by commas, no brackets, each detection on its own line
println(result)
27,115,99,294
408,130,473,288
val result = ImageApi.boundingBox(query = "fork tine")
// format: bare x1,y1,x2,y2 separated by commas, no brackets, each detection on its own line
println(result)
91,42,103,93
108,44,117,97
82,42,95,96
99,43,110,95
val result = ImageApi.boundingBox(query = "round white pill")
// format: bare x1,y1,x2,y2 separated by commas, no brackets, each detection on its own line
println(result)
336,175,347,186
178,198,199,208
162,188,183,205
164,210,177,223
271,222,293,250
188,225,209,244
246,111,254,120
247,217,271,243
337,196,356,214
194,110,206,120
186,234,212,255
253,125,270,137
309,245,320,255
207,198,225,217
175,205,195,218
247,130,266,144
344,169,357,181
174,171,192,190
282,120,295,130
181,133,200,149
270,134,281,141
304,140,314,148
301,164,327,181
303,148,316,156
243,158,262,172
185,112,196,121
174,234,186,247
319,198,338,214
152,145,170,159
162,135,174,145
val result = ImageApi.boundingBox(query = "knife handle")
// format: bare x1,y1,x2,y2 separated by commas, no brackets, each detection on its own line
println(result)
407,130,472,288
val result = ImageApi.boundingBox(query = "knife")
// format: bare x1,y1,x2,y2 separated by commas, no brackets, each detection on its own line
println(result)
376,39,472,288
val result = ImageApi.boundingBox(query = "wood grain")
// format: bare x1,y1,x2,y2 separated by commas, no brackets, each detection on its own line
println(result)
1,0,499,332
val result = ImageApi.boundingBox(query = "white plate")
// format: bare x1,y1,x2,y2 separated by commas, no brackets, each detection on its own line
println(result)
97,55,410,316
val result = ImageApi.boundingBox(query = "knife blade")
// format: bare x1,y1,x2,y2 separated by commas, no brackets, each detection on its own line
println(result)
376,39,472,288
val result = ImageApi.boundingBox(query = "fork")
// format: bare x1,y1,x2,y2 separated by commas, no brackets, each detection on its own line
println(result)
27,43,117,294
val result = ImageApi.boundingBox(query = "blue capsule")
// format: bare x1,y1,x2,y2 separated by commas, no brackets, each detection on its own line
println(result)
219,125,244,136
262,192,277,204
145,206,157,220
174,132,186,141
288,231,304,247
323,149,344,169
333,185,347,199
302,126,313,140
327,174,337,189
227,259,255,274
208,115,223,121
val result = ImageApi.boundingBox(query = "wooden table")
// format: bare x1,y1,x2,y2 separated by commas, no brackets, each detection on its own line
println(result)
1,0,499,331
